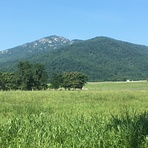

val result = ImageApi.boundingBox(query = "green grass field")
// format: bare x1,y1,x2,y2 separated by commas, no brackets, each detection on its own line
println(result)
0,81,148,147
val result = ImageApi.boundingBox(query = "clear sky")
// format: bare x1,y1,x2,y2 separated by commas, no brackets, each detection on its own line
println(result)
0,0,148,51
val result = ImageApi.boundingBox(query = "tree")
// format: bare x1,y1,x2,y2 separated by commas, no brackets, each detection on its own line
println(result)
32,64,48,90
15,61,48,90
50,73,63,89
61,72,88,90
0,72,16,90
0,72,5,90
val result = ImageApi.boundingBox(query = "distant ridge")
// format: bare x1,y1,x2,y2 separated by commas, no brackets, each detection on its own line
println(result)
0,35,148,81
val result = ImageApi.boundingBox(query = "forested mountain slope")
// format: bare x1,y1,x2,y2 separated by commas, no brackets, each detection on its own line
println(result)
0,35,73,72
31,37,148,81
0,36,148,81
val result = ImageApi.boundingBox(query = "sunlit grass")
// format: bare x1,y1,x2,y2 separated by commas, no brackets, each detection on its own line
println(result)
0,81,148,147
85,81,148,91
0,90,148,120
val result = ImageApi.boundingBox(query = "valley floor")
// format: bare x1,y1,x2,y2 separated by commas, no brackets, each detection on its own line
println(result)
0,81,148,147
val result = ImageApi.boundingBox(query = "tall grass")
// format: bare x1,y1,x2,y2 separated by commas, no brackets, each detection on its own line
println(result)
0,82,148,147
0,111,148,147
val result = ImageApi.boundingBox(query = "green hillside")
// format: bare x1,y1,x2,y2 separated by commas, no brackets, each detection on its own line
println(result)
31,37,148,81
0,36,148,81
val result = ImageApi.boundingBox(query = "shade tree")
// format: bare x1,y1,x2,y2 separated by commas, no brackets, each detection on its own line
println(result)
15,61,48,90
0,61,48,90
50,71,88,90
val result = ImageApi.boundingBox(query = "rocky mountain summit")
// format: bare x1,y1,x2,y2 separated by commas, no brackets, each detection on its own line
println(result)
0,35,72,55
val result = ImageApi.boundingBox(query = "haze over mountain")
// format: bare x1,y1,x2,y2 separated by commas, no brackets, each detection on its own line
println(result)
0,35,148,81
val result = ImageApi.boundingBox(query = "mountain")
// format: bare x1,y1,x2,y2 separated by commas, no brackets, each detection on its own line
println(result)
0,35,74,71
0,35,148,81
0,35,72,62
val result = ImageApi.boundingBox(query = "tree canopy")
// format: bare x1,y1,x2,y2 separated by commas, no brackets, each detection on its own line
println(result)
0,61,48,90
50,73,63,89
0,61,88,91
0,72,16,90
50,72,88,90
15,61,48,90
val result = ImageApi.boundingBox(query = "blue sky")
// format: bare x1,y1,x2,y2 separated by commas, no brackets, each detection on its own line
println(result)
0,0,148,51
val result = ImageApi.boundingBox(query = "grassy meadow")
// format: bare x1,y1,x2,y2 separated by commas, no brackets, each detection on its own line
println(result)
0,81,148,147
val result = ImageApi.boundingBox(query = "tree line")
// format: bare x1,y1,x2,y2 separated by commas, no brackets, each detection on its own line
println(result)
0,61,88,91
